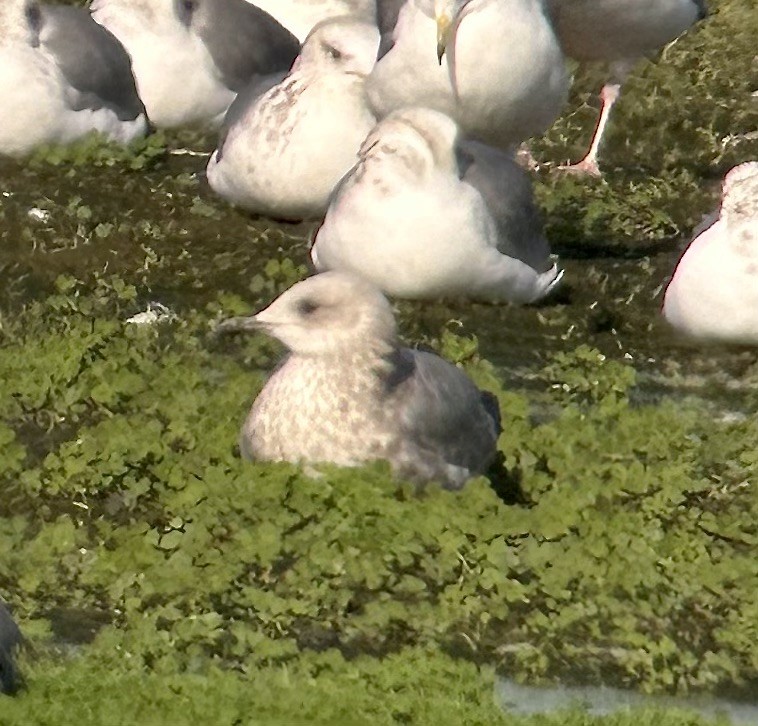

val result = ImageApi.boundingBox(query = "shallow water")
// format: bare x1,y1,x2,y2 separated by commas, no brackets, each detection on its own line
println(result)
496,677,758,725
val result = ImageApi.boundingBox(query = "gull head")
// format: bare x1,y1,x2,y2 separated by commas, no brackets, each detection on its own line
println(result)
433,0,469,63
360,107,461,176
297,18,380,78
226,272,397,357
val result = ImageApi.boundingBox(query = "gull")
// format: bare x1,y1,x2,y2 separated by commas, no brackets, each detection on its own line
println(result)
311,107,562,303
365,0,569,151
662,161,758,344
219,271,501,489
0,0,147,157
244,0,376,42
0,601,22,695
91,0,299,129
206,18,379,221
547,0,708,176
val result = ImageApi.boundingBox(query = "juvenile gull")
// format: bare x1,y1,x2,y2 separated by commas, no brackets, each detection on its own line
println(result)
0,601,22,695
220,272,501,489
206,18,379,221
0,0,147,157
245,0,376,42
365,0,569,150
311,107,562,303
547,0,708,176
91,0,299,128
662,162,758,344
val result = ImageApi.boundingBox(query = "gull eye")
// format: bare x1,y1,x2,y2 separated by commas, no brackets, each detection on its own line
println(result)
324,44,343,61
297,299,319,316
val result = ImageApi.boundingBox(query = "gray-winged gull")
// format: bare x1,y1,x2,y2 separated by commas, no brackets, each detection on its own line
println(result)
219,271,501,489
206,18,379,221
0,0,147,157
311,107,562,303
662,161,758,344
0,601,22,695
91,0,299,128
244,0,376,42
365,0,569,150
547,0,708,176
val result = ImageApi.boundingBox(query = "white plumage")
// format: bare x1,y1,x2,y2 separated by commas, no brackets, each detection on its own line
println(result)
206,18,379,221
0,0,147,157
311,107,562,303
365,0,569,151
662,162,758,344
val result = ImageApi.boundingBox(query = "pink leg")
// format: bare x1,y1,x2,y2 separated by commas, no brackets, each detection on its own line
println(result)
559,83,621,177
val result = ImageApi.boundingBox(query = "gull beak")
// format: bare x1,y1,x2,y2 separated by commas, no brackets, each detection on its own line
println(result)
214,313,271,335
436,11,453,64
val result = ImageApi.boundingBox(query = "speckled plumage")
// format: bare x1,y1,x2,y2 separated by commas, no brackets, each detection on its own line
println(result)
226,272,501,489
206,18,379,220
662,162,758,344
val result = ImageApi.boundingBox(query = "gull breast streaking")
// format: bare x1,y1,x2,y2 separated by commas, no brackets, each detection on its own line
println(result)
0,0,147,157
311,107,562,303
366,0,569,151
220,272,501,489
547,0,708,176
91,0,299,129
244,0,376,42
662,162,758,344
207,18,379,221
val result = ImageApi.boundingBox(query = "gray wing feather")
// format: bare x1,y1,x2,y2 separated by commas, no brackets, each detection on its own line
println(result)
460,140,553,272
193,0,299,93
40,6,145,121
376,0,405,58
384,349,500,483
0,602,22,695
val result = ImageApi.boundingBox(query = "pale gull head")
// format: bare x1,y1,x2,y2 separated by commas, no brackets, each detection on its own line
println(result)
221,271,501,489
295,15,380,77
237,271,396,356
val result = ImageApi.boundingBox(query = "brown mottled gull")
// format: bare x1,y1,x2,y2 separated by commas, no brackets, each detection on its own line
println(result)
219,272,501,489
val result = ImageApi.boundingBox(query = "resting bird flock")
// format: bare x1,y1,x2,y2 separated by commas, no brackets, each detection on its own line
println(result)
218,272,501,489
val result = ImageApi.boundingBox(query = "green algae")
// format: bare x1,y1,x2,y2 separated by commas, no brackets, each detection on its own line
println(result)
0,0,757,721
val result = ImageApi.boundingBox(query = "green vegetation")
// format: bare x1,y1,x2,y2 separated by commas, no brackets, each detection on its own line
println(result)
1,0,757,722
